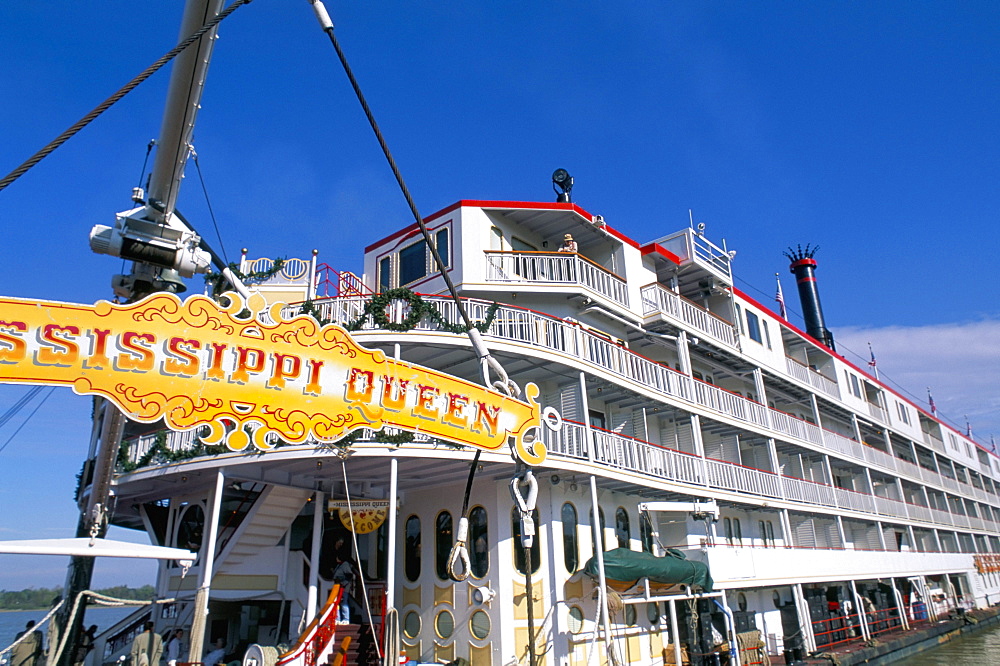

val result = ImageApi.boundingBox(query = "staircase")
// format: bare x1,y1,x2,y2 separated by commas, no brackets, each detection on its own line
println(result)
220,485,311,567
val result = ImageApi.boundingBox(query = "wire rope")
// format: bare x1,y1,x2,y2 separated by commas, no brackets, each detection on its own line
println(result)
0,386,45,429
0,0,254,194
340,460,382,662
0,387,55,455
190,148,230,267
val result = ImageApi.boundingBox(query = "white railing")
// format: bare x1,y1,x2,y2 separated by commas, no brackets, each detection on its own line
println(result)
835,487,877,514
295,295,1000,520
640,283,737,348
704,458,782,498
782,476,836,508
125,429,202,464
784,357,841,399
484,251,629,307
868,402,889,423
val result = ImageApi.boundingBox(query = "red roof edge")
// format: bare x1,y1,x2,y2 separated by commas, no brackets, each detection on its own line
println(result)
641,242,682,265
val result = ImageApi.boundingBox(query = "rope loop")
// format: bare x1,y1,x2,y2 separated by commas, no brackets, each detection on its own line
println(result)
446,516,472,582
509,471,538,547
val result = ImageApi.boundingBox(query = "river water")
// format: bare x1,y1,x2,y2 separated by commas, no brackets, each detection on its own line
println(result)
892,620,1000,665
1,607,137,662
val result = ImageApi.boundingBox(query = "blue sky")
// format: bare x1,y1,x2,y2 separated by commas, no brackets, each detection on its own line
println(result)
0,2,997,588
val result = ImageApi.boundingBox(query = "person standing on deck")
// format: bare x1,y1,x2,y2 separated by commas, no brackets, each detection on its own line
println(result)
129,622,163,666
12,621,43,666
164,629,183,666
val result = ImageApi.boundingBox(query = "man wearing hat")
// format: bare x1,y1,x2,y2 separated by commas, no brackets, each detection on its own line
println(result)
558,233,578,253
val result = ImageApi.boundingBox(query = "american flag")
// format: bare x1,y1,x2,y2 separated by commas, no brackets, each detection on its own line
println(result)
927,387,937,416
965,417,973,439
867,342,877,369
775,274,787,319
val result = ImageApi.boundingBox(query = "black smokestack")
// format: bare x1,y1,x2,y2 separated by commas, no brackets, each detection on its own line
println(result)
783,244,835,350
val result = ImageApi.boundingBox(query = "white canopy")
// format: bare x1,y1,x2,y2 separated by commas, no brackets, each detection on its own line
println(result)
0,537,196,564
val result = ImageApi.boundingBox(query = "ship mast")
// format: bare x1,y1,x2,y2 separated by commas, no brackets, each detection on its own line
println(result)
62,2,226,664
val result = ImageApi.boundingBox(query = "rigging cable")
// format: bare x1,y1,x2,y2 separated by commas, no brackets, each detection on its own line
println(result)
0,0,254,194
305,0,517,399
136,140,157,194
306,0,530,616
190,146,231,266
0,386,45,429
0,387,55,456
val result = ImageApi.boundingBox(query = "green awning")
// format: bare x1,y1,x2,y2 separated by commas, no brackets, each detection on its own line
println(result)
584,547,713,593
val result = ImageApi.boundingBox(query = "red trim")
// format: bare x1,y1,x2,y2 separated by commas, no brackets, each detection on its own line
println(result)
640,242,682,264
790,258,817,269
603,224,641,249
796,277,817,283
364,199,644,252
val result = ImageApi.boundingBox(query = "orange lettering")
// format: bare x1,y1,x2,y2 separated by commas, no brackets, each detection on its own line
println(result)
85,329,112,369
0,321,27,364
472,401,500,436
163,337,201,376
266,353,302,389
116,331,155,372
36,324,81,366
442,392,469,429
381,376,409,411
232,346,266,384
206,342,228,380
305,359,324,395
346,368,374,403
413,384,440,420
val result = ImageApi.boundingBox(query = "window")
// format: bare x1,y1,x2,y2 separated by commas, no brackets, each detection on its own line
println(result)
562,503,579,573
435,228,450,268
897,402,910,425
745,311,763,344
404,515,421,581
640,513,654,553
734,518,743,545
512,507,540,574
759,520,767,547
850,374,862,399
615,508,631,549
378,256,392,292
734,304,746,334
435,511,453,580
766,521,775,546
399,239,428,286
762,320,772,349
724,518,733,545
469,506,489,578
588,410,606,430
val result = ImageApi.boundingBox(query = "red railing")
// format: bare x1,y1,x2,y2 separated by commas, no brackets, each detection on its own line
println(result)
277,585,344,666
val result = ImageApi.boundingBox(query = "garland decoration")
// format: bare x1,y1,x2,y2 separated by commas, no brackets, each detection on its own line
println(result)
118,429,228,472
300,288,501,334
205,257,287,296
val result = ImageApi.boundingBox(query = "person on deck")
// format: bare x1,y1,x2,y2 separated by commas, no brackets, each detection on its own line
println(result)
164,629,183,666
202,638,226,666
129,622,163,666
12,621,43,666
73,625,97,666
332,552,356,624
558,233,578,253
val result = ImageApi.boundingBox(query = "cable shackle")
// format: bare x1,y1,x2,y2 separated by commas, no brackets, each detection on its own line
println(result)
509,471,538,547
446,516,472,581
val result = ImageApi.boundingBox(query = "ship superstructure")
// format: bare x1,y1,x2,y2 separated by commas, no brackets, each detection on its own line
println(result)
88,198,1000,666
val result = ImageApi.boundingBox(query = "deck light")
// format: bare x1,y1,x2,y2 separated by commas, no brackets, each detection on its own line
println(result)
552,168,573,203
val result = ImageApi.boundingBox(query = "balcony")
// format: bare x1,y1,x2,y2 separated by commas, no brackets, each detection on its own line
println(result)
785,356,841,399
483,250,629,307
640,282,737,349
297,295,999,514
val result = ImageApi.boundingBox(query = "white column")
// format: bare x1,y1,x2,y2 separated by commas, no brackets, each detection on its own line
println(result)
306,489,324,622
187,470,225,663
589,475,613,653
849,580,870,641
386,458,399,611
792,584,817,653
668,599,683,666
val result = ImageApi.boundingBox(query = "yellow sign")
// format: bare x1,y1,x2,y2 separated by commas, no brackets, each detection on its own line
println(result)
327,500,391,534
0,292,545,464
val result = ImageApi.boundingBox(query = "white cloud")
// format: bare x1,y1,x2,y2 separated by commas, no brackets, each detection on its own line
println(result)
836,320,1000,443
